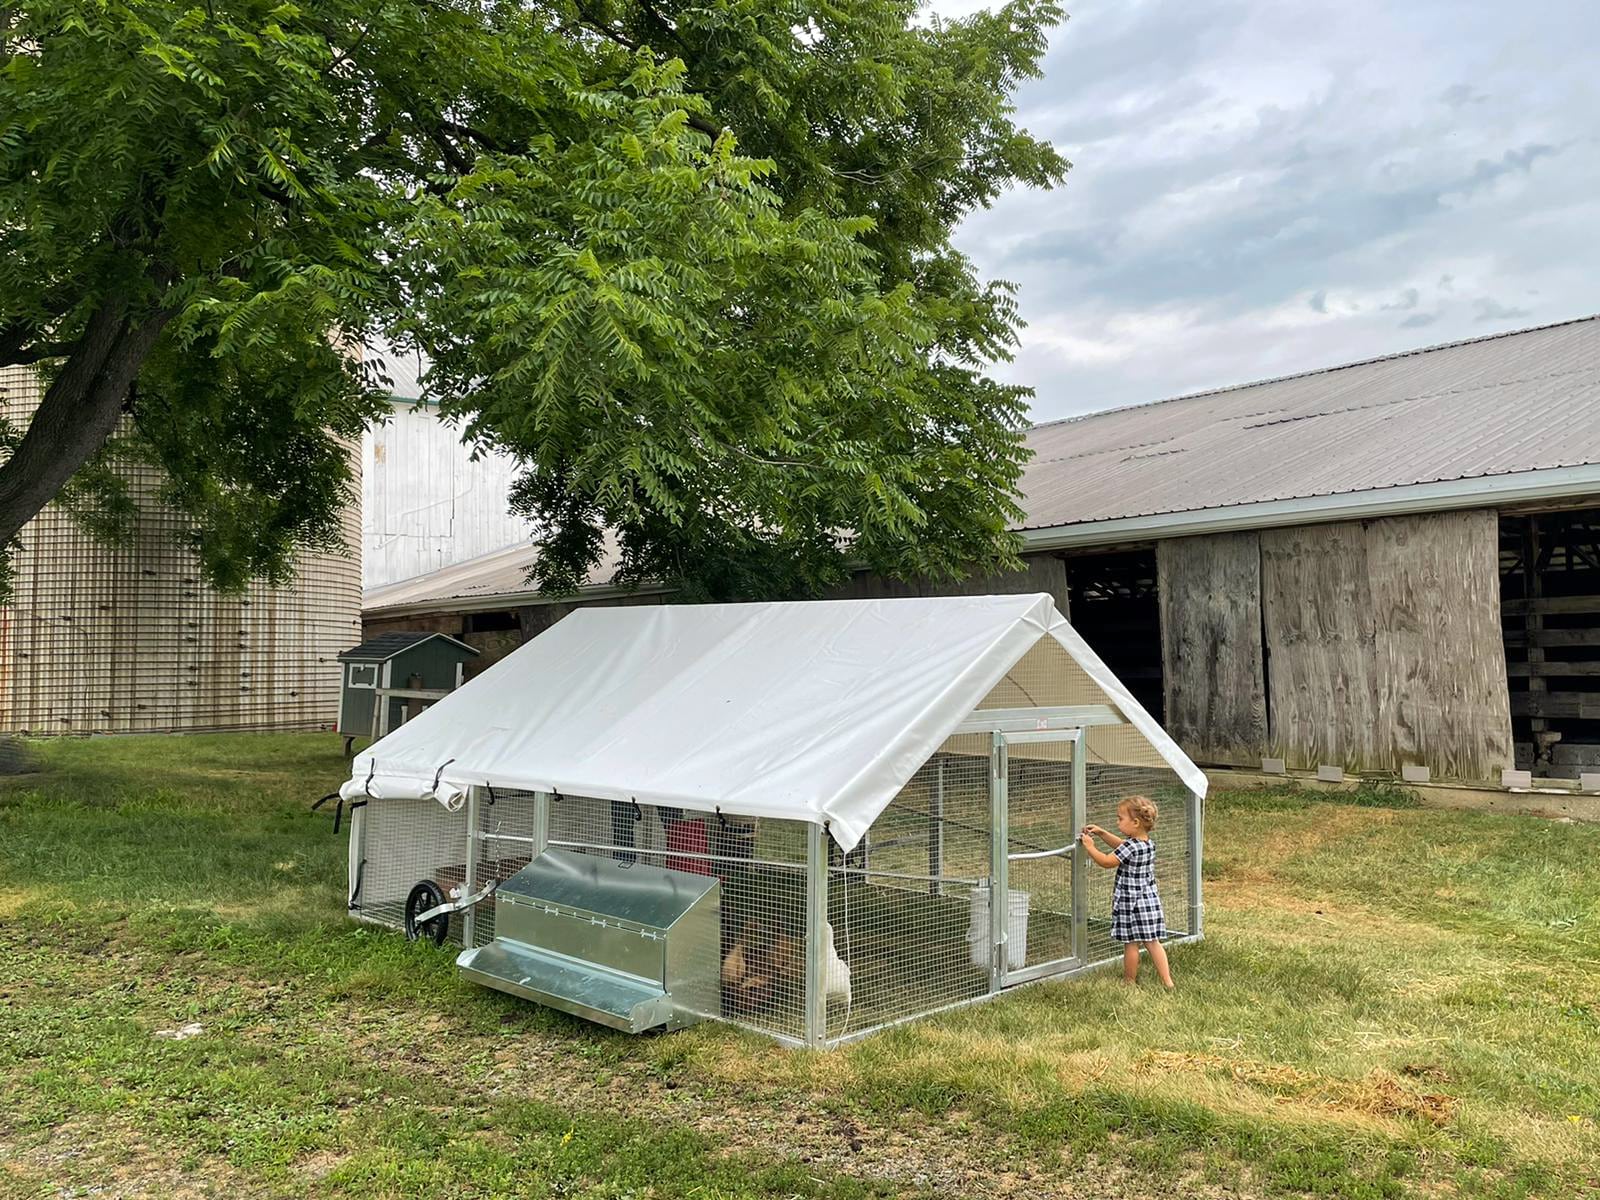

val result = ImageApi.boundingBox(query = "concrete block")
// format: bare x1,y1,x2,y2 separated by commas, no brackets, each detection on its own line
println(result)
1581,773,1600,794
1401,764,1431,784
1316,765,1345,783
1261,757,1286,775
1501,769,1533,790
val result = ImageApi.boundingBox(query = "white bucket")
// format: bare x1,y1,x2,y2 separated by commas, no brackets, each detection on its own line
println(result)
967,886,1030,970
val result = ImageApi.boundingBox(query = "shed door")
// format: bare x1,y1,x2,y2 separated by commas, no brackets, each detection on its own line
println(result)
1000,729,1085,985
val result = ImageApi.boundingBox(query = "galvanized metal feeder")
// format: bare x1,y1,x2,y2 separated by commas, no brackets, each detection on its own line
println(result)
339,595,1207,1047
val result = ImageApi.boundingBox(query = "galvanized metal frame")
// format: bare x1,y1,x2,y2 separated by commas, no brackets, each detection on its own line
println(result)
988,731,1008,994
955,705,1122,735
462,786,480,946
804,821,829,1048
1072,733,1089,963
1188,792,1204,937
999,727,1084,987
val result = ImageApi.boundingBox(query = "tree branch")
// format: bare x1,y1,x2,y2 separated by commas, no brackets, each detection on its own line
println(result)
1,340,76,367
0,296,175,545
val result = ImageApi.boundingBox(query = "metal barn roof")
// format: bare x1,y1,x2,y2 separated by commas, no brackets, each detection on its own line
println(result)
1018,315,1600,536
364,316,1600,615
338,631,479,661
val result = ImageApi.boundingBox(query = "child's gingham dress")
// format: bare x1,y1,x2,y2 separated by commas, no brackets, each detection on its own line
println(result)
1110,838,1167,942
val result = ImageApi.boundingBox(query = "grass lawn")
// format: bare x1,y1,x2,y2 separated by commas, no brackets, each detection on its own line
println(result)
1,734,1598,1199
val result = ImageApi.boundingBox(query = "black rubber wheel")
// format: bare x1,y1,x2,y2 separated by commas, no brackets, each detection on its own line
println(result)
404,880,450,946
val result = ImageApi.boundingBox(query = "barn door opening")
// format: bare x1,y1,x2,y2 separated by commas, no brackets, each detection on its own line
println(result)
997,729,1085,986
1501,509,1600,778
1064,550,1164,723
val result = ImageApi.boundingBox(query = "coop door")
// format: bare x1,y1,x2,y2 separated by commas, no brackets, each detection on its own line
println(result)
1000,729,1085,984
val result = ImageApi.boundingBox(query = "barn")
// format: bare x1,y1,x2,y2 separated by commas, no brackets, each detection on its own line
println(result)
363,317,1600,787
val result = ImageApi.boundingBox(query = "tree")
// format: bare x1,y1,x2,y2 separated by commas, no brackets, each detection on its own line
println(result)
0,0,1065,600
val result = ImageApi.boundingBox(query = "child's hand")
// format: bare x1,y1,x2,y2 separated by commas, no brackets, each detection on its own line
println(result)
1079,829,1096,848
1082,824,1103,838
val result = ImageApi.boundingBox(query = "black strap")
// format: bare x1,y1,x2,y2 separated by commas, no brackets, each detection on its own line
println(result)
431,758,456,792
348,857,366,910
337,797,368,836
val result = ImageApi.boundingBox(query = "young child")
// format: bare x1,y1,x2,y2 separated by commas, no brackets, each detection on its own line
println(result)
1080,795,1174,989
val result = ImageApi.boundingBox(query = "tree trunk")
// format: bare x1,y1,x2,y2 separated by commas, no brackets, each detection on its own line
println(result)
0,297,173,546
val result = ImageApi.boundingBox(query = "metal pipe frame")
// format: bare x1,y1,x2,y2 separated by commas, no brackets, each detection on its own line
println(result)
803,822,828,1048
956,705,1123,736
1187,790,1204,938
532,790,551,857
462,787,480,946
988,731,1008,994
1071,734,1088,965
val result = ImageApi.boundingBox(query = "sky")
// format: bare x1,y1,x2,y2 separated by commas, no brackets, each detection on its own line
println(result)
938,0,1600,422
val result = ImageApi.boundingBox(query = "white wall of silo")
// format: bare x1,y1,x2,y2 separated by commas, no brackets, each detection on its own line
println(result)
361,400,531,590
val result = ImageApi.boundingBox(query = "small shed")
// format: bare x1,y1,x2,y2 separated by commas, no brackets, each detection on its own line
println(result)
336,632,479,747
339,595,1206,1047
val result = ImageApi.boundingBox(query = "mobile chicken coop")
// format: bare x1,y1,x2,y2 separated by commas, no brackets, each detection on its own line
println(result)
339,595,1206,1047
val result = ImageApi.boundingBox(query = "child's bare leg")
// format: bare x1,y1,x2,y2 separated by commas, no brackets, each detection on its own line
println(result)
1122,942,1140,982
1144,940,1174,989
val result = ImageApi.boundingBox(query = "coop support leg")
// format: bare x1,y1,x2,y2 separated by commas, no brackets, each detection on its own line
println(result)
462,787,480,947
532,791,550,857
804,822,829,1048
1071,734,1087,964
928,758,945,896
1188,791,1204,939
989,732,1009,992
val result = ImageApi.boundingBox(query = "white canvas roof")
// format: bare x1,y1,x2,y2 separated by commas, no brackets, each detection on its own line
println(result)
341,594,1206,851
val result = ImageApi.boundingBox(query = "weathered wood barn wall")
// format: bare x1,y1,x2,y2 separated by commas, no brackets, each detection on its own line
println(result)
1158,511,1514,779
0,366,362,734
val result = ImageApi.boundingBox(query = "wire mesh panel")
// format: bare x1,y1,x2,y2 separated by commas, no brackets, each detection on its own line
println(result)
824,746,994,1042
1004,744,1079,972
351,796,472,941
1081,765,1196,967
467,787,545,949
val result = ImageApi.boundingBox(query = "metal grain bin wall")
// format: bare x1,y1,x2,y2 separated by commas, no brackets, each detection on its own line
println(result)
0,365,360,734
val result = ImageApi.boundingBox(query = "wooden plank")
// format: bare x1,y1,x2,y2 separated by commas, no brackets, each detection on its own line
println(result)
1259,522,1380,771
1503,628,1600,648
1511,693,1600,720
1507,662,1600,677
1157,532,1267,767
1501,596,1600,615
1368,510,1513,781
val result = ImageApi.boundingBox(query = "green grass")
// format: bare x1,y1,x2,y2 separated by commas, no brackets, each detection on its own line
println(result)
2,734,1599,1198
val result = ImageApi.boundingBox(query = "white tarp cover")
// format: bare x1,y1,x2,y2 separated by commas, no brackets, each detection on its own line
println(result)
341,594,1206,851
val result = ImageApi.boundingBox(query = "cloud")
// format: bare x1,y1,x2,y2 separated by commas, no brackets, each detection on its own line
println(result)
1474,298,1533,322
945,0,1600,418
1440,83,1490,107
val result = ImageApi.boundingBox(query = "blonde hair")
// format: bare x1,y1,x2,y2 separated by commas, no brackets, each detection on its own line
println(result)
1119,795,1158,832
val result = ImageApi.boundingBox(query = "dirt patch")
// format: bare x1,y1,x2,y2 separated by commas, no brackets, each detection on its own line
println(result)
2,1118,251,1199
